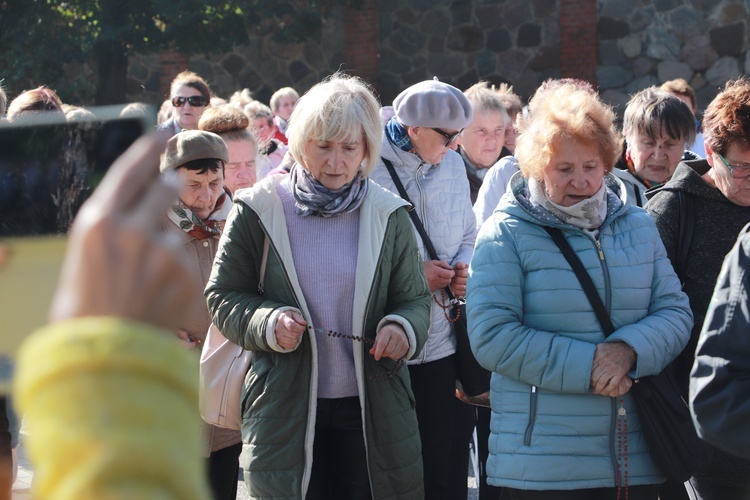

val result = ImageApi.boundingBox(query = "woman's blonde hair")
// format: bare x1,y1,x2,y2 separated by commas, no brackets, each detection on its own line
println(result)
286,73,383,177
516,80,620,181
270,86,299,112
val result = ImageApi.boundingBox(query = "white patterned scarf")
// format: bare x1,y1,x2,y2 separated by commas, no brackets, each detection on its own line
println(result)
528,177,608,232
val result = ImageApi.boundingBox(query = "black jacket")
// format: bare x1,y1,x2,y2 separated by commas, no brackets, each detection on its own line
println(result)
691,223,750,461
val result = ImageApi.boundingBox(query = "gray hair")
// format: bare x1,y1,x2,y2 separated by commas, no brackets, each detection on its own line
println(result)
464,82,509,124
270,86,299,112
623,87,697,145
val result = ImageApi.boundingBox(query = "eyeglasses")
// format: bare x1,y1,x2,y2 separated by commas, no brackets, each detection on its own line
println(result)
171,95,207,108
717,153,750,179
431,127,462,147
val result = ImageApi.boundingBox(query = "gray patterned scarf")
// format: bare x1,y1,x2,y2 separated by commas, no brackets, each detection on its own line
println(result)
290,162,368,217
529,177,608,231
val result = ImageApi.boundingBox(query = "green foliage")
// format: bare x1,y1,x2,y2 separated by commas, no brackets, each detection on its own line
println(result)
0,0,355,104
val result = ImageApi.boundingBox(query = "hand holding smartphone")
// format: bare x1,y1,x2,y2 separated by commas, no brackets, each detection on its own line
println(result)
0,106,155,379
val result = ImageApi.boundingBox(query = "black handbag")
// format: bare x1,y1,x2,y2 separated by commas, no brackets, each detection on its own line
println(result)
382,158,490,397
545,226,710,482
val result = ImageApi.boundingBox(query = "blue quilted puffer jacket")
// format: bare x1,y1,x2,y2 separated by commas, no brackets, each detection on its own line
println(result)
467,172,692,490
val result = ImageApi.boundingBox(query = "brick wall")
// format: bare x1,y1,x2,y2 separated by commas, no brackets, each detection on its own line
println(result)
560,0,598,85
344,0,379,92
159,50,189,99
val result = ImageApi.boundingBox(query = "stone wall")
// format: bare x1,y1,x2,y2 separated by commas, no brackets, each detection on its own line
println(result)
597,0,748,115
122,0,748,117
124,7,347,108
374,0,563,103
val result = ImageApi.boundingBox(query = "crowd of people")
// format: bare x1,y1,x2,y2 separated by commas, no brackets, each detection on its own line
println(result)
2,68,750,500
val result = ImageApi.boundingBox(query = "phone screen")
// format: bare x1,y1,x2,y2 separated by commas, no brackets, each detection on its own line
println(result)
0,106,154,385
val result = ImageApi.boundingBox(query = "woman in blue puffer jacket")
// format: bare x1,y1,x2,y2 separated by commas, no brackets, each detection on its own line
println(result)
466,80,693,500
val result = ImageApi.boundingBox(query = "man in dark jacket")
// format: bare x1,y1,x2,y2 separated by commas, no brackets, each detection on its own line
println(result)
646,77,750,500
691,223,750,460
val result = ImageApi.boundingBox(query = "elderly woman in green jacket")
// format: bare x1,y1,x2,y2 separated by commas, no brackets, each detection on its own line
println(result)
205,73,431,500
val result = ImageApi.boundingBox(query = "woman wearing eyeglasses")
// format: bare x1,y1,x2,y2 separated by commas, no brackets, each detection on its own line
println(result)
369,79,477,500
158,70,212,135
645,78,750,500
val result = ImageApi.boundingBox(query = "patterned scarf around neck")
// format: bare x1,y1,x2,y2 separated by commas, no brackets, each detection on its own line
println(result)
386,117,414,152
290,162,368,217
529,177,608,231
168,191,231,240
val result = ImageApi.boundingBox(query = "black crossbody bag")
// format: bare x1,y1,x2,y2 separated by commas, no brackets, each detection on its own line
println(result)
544,226,709,481
382,158,490,397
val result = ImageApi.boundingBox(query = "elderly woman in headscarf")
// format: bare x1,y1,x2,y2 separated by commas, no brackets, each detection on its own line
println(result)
205,73,430,500
468,80,692,500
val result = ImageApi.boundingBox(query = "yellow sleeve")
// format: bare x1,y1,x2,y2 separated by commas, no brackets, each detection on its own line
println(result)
13,317,210,500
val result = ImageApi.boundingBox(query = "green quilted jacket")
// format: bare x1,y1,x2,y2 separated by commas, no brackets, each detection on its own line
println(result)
205,175,430,499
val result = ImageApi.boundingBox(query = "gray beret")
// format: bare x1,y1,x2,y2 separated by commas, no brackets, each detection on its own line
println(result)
393,80,474,130
160,130,229,172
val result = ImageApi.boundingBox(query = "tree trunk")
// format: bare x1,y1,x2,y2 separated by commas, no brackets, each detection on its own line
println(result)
94,42,128,105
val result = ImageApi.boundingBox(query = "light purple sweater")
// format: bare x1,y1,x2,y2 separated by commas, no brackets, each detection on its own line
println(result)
277,179,360,399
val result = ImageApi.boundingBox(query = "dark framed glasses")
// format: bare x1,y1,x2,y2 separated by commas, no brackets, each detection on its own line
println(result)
716,152,750,179
431,127,462,147
171,95,207,108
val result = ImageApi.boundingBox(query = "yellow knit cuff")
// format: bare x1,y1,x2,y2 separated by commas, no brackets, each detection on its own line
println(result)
14,317,210,500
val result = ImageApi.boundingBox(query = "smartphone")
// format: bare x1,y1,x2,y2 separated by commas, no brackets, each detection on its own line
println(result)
0,106,155,386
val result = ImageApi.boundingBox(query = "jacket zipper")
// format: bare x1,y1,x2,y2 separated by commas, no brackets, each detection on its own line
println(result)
524,385,539,445
595,236,619,483
256,220,316,499
414,162,431,365
594,238,612,313
360,216,392,500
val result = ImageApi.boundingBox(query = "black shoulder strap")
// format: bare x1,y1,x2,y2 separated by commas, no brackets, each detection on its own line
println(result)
382,157,440,261
382,157,456,301
675,191,694,285
544,227,615,336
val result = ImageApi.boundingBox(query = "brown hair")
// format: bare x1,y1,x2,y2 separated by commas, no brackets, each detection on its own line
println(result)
623,87,696,145
199,105,256,147
169,70,212,102
492,82,523,118
702,78,750,155
660,78,697,112
7,86,64,121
